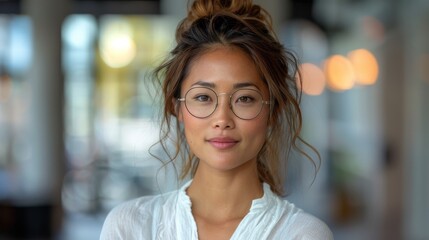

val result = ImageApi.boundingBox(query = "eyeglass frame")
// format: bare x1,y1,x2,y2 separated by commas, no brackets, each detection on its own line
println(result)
177,86,271,120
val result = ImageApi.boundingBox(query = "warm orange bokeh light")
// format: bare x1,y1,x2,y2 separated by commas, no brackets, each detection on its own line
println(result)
348,49,379,85
297,63,326,96
325,55,355,91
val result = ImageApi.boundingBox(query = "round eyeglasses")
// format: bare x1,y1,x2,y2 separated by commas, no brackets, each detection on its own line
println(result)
177,87,270,120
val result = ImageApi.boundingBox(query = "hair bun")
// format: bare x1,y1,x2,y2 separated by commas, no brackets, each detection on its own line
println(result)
189,0,262,20
179,0,272,36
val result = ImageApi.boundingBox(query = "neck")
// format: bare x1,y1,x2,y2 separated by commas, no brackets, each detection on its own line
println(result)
186,161,263,223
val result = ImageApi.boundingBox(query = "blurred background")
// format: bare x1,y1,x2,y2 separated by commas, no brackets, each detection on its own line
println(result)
0,0,428,239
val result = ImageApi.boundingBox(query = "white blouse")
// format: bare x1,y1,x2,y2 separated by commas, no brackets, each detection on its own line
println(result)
100,181,333,239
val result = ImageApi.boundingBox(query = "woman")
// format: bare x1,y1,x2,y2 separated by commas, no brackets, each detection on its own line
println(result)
100,0,333,239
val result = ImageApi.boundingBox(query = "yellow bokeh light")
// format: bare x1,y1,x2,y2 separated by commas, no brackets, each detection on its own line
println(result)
297,63,326,96
348,49,379,85
325,55,355,91
100,19,137,68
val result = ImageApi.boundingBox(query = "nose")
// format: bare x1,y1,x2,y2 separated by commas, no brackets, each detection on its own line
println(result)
211,96,235,129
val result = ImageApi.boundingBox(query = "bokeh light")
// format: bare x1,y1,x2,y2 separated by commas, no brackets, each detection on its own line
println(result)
5,17,32,76
325,55,356,91
99,17,136,68
348,49,379,85
297,63,326,96
63,15,97,50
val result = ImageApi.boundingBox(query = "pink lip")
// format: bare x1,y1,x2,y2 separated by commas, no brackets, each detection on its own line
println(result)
207,137,238,150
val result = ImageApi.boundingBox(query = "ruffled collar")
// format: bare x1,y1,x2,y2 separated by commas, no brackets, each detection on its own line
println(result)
177,179,277,213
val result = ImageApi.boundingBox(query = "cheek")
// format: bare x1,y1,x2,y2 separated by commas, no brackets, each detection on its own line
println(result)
249,116,270,143
182,111,196,127
254,110,270,131
252,123,269,141
242,118,269,141
182,112,203,142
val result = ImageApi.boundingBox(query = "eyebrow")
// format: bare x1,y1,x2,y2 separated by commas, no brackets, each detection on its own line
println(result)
191,80,260,90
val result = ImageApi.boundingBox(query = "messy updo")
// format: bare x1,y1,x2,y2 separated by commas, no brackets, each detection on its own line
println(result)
152,0,319,196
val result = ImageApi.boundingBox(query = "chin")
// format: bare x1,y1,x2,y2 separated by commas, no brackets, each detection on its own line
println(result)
199,156,255,172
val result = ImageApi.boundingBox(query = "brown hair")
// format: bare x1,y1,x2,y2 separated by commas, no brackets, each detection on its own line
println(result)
152,0,319,196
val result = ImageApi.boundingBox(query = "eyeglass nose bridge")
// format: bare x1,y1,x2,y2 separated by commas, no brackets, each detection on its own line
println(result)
214,92,233,113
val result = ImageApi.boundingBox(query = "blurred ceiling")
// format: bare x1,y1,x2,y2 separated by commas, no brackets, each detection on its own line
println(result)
0,0,161,14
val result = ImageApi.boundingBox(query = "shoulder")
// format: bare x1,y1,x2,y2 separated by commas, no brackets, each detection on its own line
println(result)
285,211,333,239
273,199,334,240
99,191,177,240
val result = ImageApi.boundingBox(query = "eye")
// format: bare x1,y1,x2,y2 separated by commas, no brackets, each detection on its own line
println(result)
233,89,262,106
236,95,255,103
185,87,216,105
193,94,212,102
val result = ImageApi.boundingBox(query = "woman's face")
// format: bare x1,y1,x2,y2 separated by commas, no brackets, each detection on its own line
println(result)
178,47,270,174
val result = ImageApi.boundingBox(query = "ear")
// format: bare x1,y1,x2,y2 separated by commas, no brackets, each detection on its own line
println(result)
173,99,183,122
178,108,183,122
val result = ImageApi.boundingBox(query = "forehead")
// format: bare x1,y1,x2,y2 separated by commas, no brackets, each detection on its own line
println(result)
181,47,267,93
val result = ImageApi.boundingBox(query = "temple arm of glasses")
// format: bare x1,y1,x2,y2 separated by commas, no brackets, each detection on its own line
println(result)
177,98,185,102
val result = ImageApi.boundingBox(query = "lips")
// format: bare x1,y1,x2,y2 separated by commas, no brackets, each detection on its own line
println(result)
207,137,239,150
